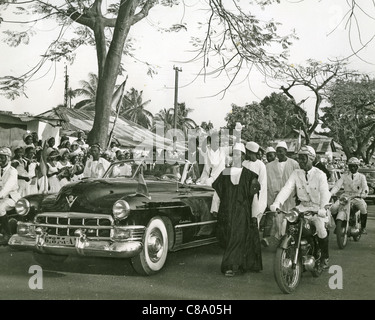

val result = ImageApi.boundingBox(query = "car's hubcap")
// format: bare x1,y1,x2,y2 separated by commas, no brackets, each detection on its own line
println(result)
147,230,164,263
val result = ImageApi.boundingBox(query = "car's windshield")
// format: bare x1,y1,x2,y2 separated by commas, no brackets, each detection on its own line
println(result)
103,159,187,182
103,160,142,179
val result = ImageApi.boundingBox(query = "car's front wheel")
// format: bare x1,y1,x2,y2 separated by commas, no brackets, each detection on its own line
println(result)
131,217,168,275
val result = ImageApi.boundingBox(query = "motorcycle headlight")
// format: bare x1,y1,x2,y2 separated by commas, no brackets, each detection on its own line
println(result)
112,200,130,220
285,209,299,223
15,198,30,216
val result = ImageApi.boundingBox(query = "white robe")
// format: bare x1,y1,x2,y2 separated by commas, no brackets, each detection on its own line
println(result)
242,159,267,221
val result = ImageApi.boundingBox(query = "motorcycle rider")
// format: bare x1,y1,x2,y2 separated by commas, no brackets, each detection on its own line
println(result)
0,147,21,245
270,145,331,269
330,157,369,234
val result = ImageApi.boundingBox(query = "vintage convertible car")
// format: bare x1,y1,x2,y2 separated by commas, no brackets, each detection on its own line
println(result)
8,160,217,275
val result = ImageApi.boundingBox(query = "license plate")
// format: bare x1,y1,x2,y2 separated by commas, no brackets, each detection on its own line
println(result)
44,236,76,246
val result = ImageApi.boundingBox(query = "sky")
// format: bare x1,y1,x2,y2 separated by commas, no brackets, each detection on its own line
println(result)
1,0,375,129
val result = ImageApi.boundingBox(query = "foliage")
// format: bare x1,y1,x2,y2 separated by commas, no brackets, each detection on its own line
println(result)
259,92,299,138
153,102,196,137
0,0,295,146
274,59,352,144
225,103,277,147
72,72,98,111
200,121,214,132
321,76,375,163
120,88,153,129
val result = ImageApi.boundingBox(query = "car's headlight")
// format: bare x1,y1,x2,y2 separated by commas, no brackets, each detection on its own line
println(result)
112,200,130,220
17,223,35,237
285,209,299,223
15,198,30,216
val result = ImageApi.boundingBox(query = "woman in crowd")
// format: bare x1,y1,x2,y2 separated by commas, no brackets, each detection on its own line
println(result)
46,150,61,193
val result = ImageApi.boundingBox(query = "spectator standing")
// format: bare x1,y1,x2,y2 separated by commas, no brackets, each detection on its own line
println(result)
262,141,300,246
0,147,21,245
57,148,72,188
11,147,30,197
46,150,61,193
242,141,268,226
265,147,277,163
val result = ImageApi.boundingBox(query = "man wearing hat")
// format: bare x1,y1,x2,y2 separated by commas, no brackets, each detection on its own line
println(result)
264,141,300,244
243,141,267,226
265,147,276,163
270,145,331,268
211,143,262,276
0,147,21,245
330,157,369,234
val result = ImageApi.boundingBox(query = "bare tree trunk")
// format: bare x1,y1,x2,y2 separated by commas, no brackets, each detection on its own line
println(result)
88,0,138,146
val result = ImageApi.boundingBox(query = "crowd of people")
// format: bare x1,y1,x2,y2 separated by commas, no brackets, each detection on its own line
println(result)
0,127,371,276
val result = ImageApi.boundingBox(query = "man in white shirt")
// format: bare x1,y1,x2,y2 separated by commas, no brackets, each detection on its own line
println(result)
330,157,369,234
0,147,21,245
83,144,111,179
197,132,226,186
242,141,267,226
270,145,331,268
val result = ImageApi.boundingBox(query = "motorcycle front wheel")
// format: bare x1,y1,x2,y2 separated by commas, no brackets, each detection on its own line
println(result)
274,247,302,294
336,220,348,249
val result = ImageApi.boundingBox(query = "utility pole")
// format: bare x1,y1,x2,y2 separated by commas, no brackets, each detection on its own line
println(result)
64,65,69,108
173,66,182,130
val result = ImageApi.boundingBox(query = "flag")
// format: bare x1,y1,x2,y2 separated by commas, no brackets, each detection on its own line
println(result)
136,172,151,199
296,128,302,152
38,140,49,194
110,76,128,113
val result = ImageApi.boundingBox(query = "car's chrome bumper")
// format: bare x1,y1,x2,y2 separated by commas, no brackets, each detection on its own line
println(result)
8,235,143,258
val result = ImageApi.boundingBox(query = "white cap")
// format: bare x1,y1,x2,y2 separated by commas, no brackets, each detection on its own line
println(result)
276,141,288,150
233,143,246,154
245,141,260,153
266,146,276,154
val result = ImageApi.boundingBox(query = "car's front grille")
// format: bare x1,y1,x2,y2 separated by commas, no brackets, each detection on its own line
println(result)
35,214,113,240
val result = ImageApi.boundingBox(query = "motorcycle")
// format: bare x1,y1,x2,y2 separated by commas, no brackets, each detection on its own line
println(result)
332,195,361,249
272,207,329,294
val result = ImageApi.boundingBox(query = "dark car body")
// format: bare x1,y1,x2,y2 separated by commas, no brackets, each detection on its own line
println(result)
8,160,217,275
358,167,375,203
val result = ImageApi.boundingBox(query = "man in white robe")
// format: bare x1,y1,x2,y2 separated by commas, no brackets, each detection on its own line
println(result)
242,141,267,226
263,141,300,244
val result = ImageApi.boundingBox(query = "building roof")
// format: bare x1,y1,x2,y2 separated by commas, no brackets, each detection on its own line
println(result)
37,107,181,150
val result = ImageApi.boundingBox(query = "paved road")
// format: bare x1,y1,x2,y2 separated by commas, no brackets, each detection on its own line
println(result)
1,208,375,301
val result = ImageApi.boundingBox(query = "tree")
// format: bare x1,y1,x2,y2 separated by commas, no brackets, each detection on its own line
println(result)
120,87,153,129
72,72,98,111
321,75,375,163
225,103,277,147
173,102,197,137
0,0,294,147
153,107,174,134
274,59,354,144
200,121,214,132
259,92,299,138
153,102,196,137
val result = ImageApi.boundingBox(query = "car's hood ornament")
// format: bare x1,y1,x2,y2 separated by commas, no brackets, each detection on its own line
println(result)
66,195,78,208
